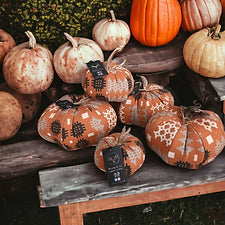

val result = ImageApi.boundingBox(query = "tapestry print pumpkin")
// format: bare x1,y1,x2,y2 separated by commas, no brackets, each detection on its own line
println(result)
94,127,145,176
38,94,117,151
118,76,174,127
82,46,134,102
145,104,225,169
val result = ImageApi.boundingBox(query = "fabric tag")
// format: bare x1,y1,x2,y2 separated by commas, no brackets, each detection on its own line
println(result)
102,145,127,186
87,60,108,79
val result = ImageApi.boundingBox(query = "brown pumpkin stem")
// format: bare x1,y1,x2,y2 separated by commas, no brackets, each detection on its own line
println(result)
25,31,36,48
117,126,131,145
73,96,90,105
110,10,117,22
139,76,148,91
208,24,221,40
106,45,124,70
64,32,79,48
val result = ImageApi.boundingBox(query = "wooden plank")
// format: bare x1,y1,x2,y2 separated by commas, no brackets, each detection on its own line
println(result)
0,139,95,180
39,149,225,208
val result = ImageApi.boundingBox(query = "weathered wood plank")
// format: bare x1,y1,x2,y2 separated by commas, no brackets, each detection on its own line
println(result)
39,149,225,208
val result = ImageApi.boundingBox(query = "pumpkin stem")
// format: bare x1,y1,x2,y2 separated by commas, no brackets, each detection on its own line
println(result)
110,10,116,22
117,126,131,145
106,45,124,70
139,76,148,90
64,32,79,48
208,24,221,40
25,31,36,48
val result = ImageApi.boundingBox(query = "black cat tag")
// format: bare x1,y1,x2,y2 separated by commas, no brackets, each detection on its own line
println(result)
87,60,108,79
102,145,127,186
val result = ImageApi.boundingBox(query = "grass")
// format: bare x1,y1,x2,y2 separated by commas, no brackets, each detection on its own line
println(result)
1,189,225,225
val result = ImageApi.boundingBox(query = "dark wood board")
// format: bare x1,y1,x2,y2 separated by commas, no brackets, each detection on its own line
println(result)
39,149,225,208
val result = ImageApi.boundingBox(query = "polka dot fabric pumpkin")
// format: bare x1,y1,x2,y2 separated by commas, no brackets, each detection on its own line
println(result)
38,94,117,151
82,47,134,102
145,105,225,169
118,76,174,127
94,127,145,176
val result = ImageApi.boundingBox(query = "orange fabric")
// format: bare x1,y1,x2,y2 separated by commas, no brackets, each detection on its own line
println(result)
82,62,134,102
145,106,225,169
94,131,145,176
38,94,117,151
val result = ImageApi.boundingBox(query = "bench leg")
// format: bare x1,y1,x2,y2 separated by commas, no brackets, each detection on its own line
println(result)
59,203,84,225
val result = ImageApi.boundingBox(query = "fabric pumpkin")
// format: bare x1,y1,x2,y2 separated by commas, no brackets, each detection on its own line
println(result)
37,94,117,151
117,76,174,127
94,127,145,176
183,24,225,78
82,46,134,102
129,0,182,47
145,104,225,169
180,0,222,32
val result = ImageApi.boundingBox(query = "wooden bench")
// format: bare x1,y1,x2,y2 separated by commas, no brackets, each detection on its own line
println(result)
38,148,225,225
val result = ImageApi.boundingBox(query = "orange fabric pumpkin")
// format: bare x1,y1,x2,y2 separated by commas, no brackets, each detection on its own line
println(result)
145,104,225,169
38,94,117,151
82,47,134,102
94,127,145,176
181,0,222,32
130,0,182,47
118,76,174,127
183,24,225,78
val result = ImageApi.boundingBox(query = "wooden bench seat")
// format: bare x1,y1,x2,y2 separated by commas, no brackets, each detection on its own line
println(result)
38,149,225,225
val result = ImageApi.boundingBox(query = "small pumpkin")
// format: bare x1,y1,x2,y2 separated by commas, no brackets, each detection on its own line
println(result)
183,24,225,78
145,104,225,169
82,46,134,102
117,76,174,127
37,94,117,151
0,91,23,141
180,0,222,32
94,126,145,176
92,10,131,51
53,33,104,84
0,29,16,64
0,82,42,123
3,31,54,94
129,0,182,47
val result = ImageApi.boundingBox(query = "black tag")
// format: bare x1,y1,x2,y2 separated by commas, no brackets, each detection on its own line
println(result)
130,82,140,95
55,100,75,110
87,60,108,79
102,145,127,186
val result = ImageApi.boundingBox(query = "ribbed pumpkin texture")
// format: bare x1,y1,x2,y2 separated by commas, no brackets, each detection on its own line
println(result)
130,0,182,47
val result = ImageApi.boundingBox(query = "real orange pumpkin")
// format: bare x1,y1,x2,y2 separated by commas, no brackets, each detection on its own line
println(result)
145,104,225,169
130,0,182,47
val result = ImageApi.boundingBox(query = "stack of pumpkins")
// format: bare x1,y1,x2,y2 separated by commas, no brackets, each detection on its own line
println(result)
0,0,225,176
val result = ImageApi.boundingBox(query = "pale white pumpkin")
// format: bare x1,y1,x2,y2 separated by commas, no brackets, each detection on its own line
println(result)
2,31,54,94
53,33,104,84
92,10,131,51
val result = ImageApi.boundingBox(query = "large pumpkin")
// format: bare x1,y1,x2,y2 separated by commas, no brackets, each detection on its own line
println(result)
117,76,174,127
37,94,117,151
181,0,222,32
0,29,16,64
53,33,104,84
3,31,54,94
82,47,134,102
145,104,225,169
183,24,225,78
94,127,145,176
129,0,182,47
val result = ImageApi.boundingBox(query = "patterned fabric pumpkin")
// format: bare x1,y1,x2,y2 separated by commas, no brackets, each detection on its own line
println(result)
145,104,225,169
118,76,174,127
94,127,145,176
37,94,117,151
82,47,134,102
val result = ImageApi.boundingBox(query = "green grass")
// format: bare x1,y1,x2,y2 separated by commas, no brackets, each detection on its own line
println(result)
1,190,225,225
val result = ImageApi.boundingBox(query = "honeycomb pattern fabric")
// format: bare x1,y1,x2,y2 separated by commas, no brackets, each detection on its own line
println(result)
37,94,117,151
145,106,225,169
118,83,174,127
94,131,145,176
82,62,134,102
